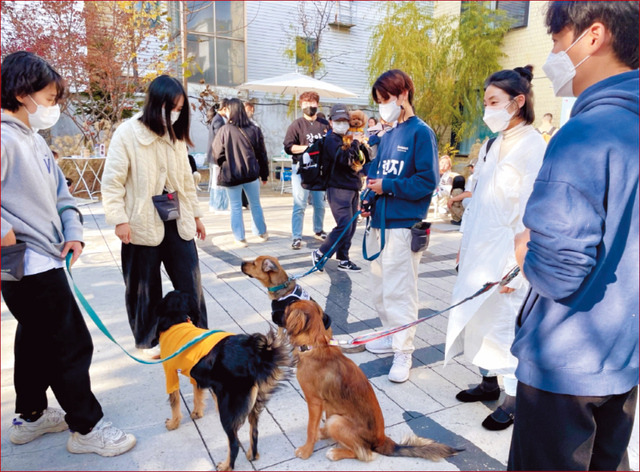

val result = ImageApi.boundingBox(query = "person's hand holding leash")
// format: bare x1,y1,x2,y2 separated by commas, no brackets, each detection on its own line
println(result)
367,178,384,195
61,241,83,266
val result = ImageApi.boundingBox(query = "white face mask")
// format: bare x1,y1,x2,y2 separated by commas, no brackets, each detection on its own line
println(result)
332,121,350,135
170,110,181,125
542,29,591,97
379,98,402,124
27,96,60,131
483,100,515,133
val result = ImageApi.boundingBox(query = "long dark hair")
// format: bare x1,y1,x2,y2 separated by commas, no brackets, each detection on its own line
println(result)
484,66,535,125
226,98,251,128
139,75,193,146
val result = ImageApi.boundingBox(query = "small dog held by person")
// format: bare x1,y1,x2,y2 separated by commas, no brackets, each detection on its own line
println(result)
156,290,293,471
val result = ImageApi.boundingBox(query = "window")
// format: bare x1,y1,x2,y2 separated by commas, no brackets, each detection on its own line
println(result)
172,1,246,86
329,1,355,28
495,1,529,29
295,37,318,65
461,1,529,30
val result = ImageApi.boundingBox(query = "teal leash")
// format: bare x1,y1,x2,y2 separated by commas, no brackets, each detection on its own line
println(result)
362,196,386,261
65,254,221,365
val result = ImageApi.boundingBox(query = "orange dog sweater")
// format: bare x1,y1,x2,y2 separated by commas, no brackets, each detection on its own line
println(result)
159,322,233,394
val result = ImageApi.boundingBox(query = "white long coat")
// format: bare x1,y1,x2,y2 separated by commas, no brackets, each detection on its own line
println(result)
444,124,545,374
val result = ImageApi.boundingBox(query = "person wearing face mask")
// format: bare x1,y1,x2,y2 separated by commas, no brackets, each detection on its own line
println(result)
1,51,137,456
283,91,329,250
361,69,439,383
102,75,207,360
443,65,545,431
208,99,231,213
509,3,639,470
311,104,367,272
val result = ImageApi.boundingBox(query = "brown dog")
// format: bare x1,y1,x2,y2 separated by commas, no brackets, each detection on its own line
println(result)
284,299,461,463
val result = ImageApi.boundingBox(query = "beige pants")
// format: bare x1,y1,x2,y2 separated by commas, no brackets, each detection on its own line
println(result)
370,228,423,353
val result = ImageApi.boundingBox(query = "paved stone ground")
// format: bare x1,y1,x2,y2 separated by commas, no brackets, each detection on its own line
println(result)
1,187,638,471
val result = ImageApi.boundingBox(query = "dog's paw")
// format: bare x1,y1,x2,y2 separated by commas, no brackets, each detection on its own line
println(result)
216,459,232,471
246,450,260,461
165,417,181,430
295,445,313,459
190,409,204,420
326,448,341,461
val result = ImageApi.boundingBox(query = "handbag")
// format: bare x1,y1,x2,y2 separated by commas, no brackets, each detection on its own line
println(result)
1,242,28,281
152,191,181,221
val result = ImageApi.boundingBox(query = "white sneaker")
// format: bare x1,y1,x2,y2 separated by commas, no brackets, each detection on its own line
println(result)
233,239,248,248
10,408,69,444
258,232,269,242
67,420,136,457
388,351,412,383
364,336,394,354
141,345,161,359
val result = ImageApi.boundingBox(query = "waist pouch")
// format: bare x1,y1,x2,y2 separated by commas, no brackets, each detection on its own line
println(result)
410,221,431,253
152,191,180,221
1,242,28,281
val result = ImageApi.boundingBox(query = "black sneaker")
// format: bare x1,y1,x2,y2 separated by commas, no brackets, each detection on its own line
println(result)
291,239,302,250
314,231,328,241
338,260,361,272
311,250,324,272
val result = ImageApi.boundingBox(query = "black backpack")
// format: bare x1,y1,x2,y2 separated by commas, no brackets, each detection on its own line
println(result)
298,137,332,191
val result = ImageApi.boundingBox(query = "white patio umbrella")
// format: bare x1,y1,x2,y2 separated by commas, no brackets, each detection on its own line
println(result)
238,72,357,117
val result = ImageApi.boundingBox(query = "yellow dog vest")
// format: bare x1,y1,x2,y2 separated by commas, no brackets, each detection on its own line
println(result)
159,322,233,394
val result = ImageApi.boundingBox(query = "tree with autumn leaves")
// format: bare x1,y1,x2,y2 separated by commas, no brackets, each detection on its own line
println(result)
1,1,178,151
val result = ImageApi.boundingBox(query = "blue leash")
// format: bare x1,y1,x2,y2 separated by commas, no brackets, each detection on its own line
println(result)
362,196,386,261
268,209,363,293
65,254,221,365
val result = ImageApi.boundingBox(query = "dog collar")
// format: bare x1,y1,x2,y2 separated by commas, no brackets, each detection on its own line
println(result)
268,278,293,293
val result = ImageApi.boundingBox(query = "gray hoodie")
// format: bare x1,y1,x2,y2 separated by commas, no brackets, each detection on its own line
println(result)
1,112,83,260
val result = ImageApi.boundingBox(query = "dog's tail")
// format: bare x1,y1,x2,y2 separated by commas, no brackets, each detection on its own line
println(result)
375,435,462,461
249,329,294,403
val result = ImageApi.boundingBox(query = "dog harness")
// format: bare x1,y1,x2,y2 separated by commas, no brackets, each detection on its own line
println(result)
271,284,332,330
159,322,233,394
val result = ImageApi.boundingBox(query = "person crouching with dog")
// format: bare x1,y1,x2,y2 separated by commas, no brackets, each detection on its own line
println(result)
311,104,367,272
361,69,439,383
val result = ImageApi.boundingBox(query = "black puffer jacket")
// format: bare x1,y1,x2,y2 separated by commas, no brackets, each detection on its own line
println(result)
212,123,269,187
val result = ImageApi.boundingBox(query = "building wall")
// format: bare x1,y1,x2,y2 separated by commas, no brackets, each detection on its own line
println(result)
498,2,563,129
433,1,565,137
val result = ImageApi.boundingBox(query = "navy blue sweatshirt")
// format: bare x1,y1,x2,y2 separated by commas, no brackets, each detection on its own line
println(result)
512,70,639,396
367,116,438,229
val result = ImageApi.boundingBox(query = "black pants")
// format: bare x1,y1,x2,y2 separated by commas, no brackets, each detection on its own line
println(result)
121,220,207,349
508,382,638,471
1,268,103,434
319,187,359,262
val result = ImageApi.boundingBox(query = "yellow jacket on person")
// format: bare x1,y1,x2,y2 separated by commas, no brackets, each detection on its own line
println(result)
159,322,233,394
102,113,203,246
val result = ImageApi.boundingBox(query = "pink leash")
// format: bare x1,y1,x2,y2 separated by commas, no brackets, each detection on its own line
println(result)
333,266,521,347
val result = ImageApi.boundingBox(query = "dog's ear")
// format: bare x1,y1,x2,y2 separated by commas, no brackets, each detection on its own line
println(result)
284,306,307,337
262,258,278,273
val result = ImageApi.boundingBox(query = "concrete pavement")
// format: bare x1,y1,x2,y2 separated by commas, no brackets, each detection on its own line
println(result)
1,187,638,471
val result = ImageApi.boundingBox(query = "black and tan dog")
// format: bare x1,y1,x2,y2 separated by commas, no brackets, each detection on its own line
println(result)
156,290,293,471
241,255,333,333
284,299,462,463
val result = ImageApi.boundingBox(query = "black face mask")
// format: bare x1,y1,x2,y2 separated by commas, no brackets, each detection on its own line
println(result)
303,106,318,117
